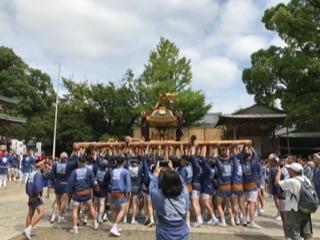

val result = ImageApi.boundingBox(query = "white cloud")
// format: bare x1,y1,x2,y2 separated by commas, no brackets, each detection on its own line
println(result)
192,56,241,90
265,0,290,8
226,35,268,60
269,35,287,48
0,0,289,114
212,92,255,114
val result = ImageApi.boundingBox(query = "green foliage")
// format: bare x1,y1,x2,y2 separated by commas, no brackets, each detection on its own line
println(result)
0,47,55,117
0,36,211,152
62,77,139,139
56,101,93,152
138,37,211,126
173,90,211,126
0,46,56,146
242,0,320,129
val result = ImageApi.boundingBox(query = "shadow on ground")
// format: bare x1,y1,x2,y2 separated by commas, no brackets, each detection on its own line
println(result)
10,227,284,240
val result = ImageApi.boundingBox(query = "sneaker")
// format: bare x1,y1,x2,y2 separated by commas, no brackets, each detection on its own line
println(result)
50,214,56,223
144,219,150,226
217,220,226,227
207,218,218,225
57,216,63,224
110,228,121,237
235,217,240,225
247,221,262,229
70,226,79,234
24,227,32,240
102,213,108,222
259,208,264,214
94,221,99,230
147,220,155,227
192,221,202,227
123,216,127,224
230,218,235,226
240,217,247,226
83,215,88,225
275,216,281,221
131,219,138,224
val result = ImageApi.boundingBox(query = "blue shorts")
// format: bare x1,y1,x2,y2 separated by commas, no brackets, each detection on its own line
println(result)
272,184,281,196
232,190,244,196
73,194,91,203
42,179,48,188
131,187,140,195
217,189,231,198
192,182,201,192
201,188,213,196
48,180,54,188
55,182,69,195
112,197,128,205
28,197,43,209
93,189,108,198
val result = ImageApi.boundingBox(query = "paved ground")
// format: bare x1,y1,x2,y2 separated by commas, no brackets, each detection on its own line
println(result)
1,181,320,240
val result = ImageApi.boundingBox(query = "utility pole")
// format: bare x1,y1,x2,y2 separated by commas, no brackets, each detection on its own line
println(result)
52,64,61,159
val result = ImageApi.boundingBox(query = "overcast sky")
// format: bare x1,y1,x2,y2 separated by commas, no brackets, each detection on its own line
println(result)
0,0,289,113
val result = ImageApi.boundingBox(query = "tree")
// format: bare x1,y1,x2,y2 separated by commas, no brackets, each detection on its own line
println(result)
242,0,320,129
62,78,139,139
0,47,55,117
56,101,93,153
138,37,211,126
0,46,56,145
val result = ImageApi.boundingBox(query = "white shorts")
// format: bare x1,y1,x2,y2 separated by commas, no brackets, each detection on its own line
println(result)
191,190,200,199
201,193,211,200
244,190,258,202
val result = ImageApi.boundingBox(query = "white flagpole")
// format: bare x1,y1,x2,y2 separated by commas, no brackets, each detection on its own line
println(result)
52,64,60,160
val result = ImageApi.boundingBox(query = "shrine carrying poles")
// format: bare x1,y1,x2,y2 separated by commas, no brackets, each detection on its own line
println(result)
73,140,252,150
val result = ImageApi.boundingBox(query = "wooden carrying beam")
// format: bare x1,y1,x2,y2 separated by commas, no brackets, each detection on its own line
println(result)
73,140,252,150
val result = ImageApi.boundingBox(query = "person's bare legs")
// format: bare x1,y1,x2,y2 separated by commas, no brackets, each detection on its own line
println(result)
85,200,98,229
26,208,35,227
273,195,280,217
225,198,234,224
70,203,80,234
31,206,45,226
131,195,138,223
203,197,214,216
115,203,127,224
60,194,68,216
123,199,129,223
51,195,60,223
232,195,238,213
147,197,154,226
217,196,225,223
110,202,127,236
98,198,106,223
143,194,149,223
192,194,202,225
24,205,44,239
72,205,80,226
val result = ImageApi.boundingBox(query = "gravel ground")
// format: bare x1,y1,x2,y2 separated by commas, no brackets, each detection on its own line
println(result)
2,181,320,240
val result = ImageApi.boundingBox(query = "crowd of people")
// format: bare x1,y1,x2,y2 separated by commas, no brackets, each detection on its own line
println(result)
1,141,320,240
0,148,52,189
